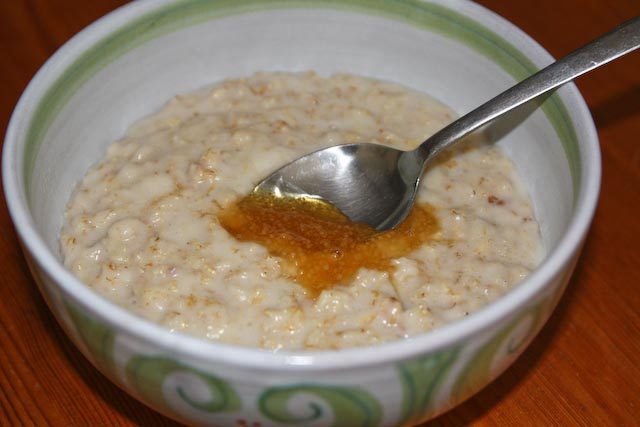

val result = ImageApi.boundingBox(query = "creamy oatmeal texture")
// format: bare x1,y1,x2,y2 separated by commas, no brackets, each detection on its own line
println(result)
61,72,543,350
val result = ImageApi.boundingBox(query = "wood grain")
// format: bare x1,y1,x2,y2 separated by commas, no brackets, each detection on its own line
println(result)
1,1,638,425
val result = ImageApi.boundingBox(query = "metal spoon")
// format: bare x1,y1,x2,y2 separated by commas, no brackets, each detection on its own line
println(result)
253,17,640,231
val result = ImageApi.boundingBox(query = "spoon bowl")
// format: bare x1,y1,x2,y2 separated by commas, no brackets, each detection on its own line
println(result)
253,143,424,229
254,16,640,230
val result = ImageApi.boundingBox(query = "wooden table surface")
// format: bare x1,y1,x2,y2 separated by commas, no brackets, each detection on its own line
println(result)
1,0,639,425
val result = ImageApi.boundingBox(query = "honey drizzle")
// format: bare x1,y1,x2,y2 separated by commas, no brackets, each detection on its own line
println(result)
218,193,439,296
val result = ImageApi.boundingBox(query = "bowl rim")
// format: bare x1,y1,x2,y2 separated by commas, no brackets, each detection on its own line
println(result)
2,0,600,371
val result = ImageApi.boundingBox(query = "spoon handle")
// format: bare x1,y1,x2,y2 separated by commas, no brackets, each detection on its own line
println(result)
417,16,640,160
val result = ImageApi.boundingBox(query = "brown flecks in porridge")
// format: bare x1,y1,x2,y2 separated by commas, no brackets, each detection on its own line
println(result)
488,195,505,205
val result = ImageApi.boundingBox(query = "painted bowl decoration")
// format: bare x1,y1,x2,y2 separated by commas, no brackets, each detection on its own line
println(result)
3,0,599,425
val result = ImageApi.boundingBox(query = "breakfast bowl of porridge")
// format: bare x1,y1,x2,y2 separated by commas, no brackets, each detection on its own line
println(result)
3,0,599,425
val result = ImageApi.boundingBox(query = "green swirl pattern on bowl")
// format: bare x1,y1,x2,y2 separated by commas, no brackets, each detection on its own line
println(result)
126,356,241,415
65,301,117,377
396,347,459,425
24,0,580,200
63,290,556,426
259,384,382,426
451,299,548,403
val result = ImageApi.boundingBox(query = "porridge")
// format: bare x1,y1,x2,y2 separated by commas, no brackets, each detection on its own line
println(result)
60,72,543,350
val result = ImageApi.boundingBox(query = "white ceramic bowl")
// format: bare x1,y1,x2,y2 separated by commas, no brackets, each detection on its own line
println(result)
3,0,599,425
